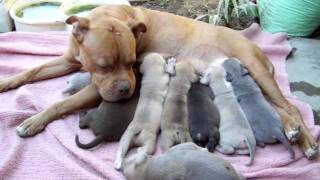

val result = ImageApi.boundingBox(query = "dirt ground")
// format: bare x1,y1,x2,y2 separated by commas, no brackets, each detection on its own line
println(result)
131,0,212,22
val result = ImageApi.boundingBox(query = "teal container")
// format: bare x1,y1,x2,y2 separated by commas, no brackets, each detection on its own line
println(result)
258,0,320,37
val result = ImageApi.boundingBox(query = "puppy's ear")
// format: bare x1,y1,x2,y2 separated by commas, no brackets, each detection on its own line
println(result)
66,16,90,43
226,72,233,82
240,64,249,76
128,20,147,39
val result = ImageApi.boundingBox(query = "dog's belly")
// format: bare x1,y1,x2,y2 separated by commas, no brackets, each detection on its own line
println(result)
175,48,229,74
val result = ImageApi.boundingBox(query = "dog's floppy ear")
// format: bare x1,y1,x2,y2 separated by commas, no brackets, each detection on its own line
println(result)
66,16,90,43
240,64,249,76
128,20,147,39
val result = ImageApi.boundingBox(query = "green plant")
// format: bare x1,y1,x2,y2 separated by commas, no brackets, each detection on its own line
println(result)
215,0,254,24
159,0,170,6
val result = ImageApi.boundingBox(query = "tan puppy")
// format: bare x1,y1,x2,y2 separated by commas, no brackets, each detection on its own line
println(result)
160,61,197,152
115,53,169,169
0,5,316,158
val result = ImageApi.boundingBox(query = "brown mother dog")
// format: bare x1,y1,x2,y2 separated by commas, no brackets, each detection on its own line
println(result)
0,5,317,159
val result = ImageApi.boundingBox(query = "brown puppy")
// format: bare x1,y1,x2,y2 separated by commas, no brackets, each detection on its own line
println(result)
0,5,316,158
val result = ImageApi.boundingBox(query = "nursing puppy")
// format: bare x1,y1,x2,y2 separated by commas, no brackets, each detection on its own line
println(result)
62,72,91,94
115,53,169,169
223,59,295,159
75,94,139,149
160,61,197,152
201,65,256,165
188,82,221,152
123,142,245,180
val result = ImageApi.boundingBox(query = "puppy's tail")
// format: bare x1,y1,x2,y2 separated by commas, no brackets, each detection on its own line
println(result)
75,134,103,149
244,135,256,166
274,128,295,159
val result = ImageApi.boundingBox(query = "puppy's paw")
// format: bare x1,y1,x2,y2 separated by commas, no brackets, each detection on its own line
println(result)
216,144,235,155
16,113,48,137
206,137,219,152
164,57,177,75
114,151,124,170
161,125,191,152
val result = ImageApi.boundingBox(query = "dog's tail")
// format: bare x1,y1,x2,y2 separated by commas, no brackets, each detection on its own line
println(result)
274,128,295,159
244,135,256,166
75,134,103,149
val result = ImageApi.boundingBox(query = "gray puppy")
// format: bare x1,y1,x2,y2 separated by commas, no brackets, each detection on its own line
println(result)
160,61,197,152
223,59,295,159
75,94,139,149
188,82,220,152
123,142,245,180
62,72,91,94
201,64,256,166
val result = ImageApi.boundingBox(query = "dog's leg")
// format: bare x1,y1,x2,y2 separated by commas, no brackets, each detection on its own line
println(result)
235,45,318,158
16,84,101,137
0,56,81,92
271,101,318,159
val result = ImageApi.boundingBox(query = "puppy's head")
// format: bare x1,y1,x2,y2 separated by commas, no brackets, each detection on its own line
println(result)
200,65,226,85
139,53,166,74
175,61,199,83
222,59,249,83
65,6,147,102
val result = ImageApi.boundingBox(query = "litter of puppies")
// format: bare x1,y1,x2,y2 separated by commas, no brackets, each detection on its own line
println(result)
65,54,296,179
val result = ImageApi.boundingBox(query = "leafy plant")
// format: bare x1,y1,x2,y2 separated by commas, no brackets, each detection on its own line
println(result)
214,0,255,24
159,0,170,6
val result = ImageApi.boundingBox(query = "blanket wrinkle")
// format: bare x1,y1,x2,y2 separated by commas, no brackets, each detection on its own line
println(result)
0,23,319,180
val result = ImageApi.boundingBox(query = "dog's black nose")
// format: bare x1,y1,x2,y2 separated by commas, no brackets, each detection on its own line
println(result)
117,80,130,96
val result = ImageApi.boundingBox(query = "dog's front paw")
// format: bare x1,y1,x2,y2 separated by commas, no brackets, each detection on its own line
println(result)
285,126,300,143
16,113,48,137
282,111,301,142
298,127,319,160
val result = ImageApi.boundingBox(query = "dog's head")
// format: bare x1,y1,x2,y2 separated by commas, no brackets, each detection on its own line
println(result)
222,59,249,83
66,6,147,101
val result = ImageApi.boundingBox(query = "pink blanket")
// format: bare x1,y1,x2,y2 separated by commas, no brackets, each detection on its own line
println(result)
0,24,319,180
